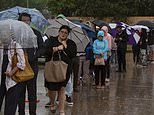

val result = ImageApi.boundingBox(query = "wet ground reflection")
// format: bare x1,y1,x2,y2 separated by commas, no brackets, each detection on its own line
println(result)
1,53,154,115
69,53,154,115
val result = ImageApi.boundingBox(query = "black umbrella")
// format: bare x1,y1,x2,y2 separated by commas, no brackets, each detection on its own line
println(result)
92,20,109,27
92,20,111,33
136,20,154,29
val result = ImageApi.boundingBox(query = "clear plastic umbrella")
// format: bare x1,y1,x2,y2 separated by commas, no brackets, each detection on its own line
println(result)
0,19,37,48
45,18,90,52
0,6,50,33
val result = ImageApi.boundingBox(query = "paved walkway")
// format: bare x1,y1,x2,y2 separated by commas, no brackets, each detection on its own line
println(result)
1,52,154,115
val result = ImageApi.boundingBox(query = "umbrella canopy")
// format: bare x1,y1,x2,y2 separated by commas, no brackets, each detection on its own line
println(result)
71,21,97,43
130,25,150,32
111,22,140,45
109,23,117,29
0,19,37,48
135,20,154,29
92,20,111,34
45,18,90,52
92,20,109,27
0,6,50,33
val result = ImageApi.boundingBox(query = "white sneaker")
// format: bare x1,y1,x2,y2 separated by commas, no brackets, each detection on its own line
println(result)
105,78,110,82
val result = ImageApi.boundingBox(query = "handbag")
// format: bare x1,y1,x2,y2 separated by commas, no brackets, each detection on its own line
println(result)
44,51,68,82
12,48,34,82
94,57,105,65
94,40,106,66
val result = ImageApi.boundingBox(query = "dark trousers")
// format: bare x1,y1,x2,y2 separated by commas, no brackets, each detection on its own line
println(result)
117,49,126,71
18,64,38,115
94,65,106,86
4,83,23,115
132,45,140,64
0,55,8,111
105,56,111,79
72,57,79,89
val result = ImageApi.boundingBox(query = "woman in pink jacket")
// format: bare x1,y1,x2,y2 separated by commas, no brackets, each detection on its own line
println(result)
101,26,112,82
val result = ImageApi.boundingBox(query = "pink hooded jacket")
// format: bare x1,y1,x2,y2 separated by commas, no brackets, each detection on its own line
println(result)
101,26,112,51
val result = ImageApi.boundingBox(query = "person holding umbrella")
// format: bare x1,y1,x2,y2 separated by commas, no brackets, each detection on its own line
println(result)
0,19,37,115
18,13,44,115
115,26,129,72
44,25,77,115
4,41,26,115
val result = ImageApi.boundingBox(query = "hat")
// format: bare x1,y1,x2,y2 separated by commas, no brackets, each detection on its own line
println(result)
101,26,108,33
97,31,104,37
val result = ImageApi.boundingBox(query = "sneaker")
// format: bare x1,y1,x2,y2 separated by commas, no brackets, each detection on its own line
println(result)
45,102,51,108
105,78,110,82
66,95,73,105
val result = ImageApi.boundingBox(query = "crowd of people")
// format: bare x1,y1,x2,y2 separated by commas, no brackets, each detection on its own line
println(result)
0,12,152,115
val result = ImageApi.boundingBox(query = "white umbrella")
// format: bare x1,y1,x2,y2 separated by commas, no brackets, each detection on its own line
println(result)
130,25,150,32
45,18,90,52
0,19,37,48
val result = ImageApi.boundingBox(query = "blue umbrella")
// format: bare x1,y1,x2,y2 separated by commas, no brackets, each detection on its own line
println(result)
0,6,50,33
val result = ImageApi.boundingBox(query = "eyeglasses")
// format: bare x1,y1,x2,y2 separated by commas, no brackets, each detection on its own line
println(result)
60,30,68,35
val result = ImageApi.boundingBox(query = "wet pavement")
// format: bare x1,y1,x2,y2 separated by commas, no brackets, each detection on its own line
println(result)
1,52,154,115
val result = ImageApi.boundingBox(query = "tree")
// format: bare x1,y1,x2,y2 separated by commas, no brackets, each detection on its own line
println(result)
0,0,154,17
47,0,76,16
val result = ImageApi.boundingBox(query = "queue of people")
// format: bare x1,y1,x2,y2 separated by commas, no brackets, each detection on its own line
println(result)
0,12,151,115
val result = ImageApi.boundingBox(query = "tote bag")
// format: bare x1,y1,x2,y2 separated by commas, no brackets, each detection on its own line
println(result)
94,57,105,65
12,50,34,82
44,52,68,82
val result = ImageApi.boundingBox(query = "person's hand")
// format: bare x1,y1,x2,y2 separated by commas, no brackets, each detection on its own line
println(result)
5,67,18,77
95,55,99,58
53,47,58,52
119,37,122,40
100,52,104,57
5,71,13,77
57,45,64,51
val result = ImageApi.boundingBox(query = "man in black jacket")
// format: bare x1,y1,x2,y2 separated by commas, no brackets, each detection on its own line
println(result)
115,26,128,72
18,13,44,115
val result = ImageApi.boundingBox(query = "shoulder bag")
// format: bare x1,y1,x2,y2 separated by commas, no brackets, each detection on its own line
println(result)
12,48,34,82
44,51,68,82
94,40,106,66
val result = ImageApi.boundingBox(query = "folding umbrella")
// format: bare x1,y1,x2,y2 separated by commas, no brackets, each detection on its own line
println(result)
45,18,90,52
0,6,50,33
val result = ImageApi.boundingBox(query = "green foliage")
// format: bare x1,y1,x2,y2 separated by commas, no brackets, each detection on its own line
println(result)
0,0,154,17
47,0,76,16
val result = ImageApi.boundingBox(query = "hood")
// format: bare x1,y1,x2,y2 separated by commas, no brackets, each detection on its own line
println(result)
97,31,104,37
101,26,108,33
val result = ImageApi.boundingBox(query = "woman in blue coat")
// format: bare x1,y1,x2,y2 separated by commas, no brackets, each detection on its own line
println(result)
93,31,108,89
